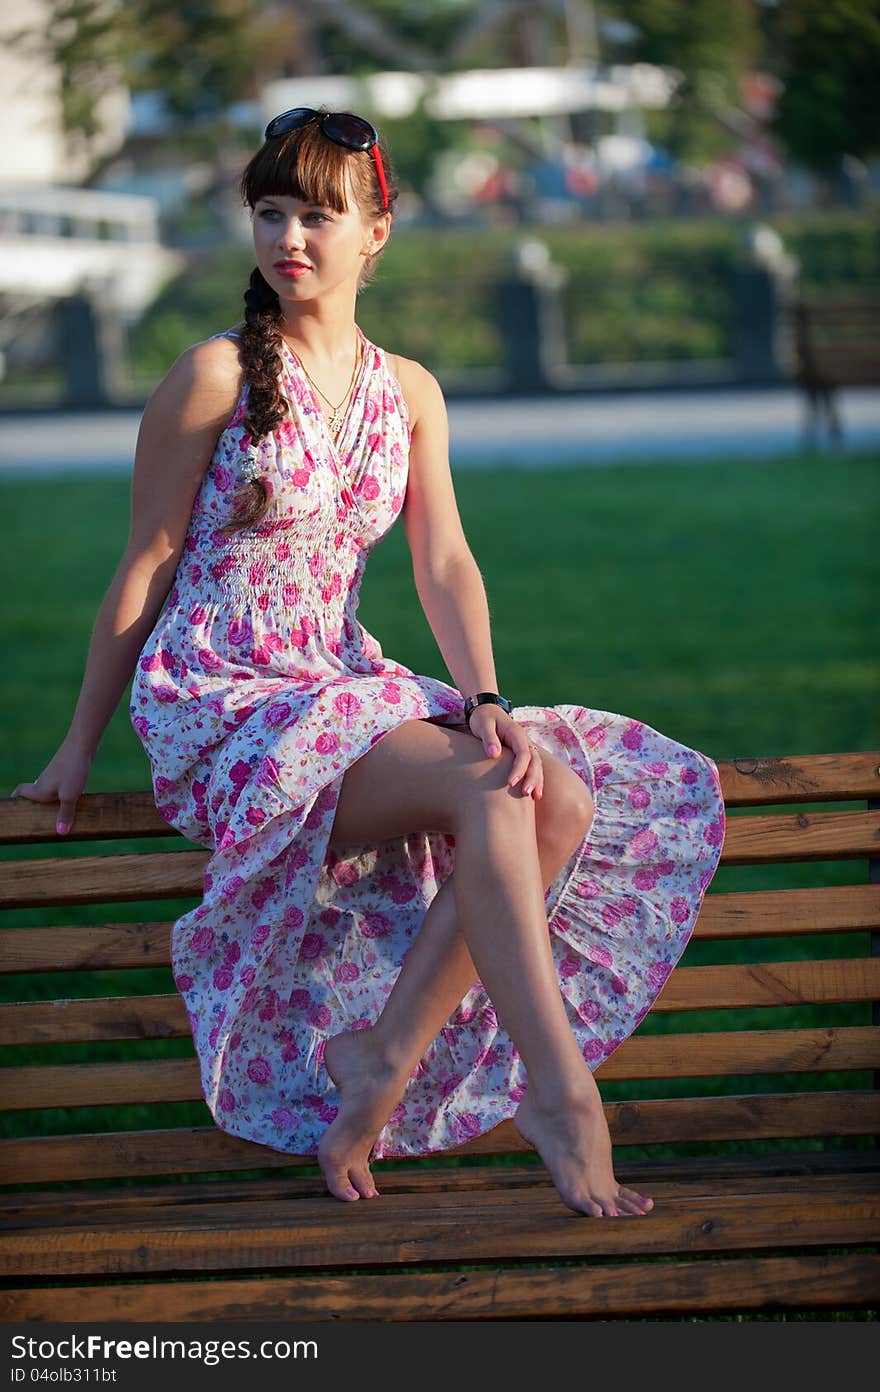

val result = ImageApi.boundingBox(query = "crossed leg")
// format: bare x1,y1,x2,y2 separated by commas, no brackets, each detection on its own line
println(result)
317,716,654,1219
320,725,586,1199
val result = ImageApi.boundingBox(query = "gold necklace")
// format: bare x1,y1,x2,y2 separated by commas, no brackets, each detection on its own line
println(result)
283,334,363,441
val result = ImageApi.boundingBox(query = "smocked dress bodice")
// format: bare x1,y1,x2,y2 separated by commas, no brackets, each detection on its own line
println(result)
161,325,411,685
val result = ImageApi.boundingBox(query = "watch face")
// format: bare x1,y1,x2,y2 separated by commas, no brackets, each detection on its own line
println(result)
466,694,509,712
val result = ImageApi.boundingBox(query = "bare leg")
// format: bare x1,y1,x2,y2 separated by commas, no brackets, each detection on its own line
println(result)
320,827,652,1218
319,872,473,1200
316,718,654,1217
452,791,644,1218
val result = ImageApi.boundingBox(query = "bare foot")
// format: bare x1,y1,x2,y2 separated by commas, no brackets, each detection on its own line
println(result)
317,1027,411,1203
514,1072,654,1218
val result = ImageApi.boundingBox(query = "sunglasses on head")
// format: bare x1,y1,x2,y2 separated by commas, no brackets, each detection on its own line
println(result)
263,107,390,212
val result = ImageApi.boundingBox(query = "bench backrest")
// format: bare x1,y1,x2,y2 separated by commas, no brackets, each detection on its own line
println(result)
2,751,878,1190
783,297,880,387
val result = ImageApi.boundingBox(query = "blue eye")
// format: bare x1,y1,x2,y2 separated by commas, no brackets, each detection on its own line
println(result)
258,209,327,222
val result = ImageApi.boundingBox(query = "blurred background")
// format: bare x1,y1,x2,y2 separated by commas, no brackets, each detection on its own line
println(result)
0,0,878,448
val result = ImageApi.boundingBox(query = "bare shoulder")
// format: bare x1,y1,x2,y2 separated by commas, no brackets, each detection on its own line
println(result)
138,332,246,473
186,330,244,384
385,352,443,432
161,332,244,422
125,333,248,579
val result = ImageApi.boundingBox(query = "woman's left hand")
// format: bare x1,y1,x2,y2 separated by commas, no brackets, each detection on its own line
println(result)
466,706,543,800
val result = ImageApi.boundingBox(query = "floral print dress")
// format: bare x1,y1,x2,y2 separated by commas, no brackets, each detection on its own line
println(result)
129,324,726,1160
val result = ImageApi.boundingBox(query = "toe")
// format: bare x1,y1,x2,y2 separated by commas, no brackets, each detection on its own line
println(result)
349,1164,379,1199
329,1180,360,1201
619,1186,653,1211
319,1154,360,1202
613,1195,646,1216
576,1194,604,1218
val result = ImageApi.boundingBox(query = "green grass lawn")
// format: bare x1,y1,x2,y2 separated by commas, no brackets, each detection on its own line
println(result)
5,447,876,781
2,446,878,1297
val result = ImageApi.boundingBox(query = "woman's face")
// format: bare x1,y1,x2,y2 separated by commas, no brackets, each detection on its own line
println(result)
252,169,389,304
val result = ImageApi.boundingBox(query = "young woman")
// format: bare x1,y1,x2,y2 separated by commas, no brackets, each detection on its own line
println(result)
12,107,726,1218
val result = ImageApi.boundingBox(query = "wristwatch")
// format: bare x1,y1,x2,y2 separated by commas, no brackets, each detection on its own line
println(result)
463,691,513,729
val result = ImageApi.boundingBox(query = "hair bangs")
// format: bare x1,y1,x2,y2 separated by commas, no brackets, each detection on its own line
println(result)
240,122,354,214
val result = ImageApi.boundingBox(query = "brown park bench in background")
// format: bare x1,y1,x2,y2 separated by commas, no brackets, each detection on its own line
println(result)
783,295,880,451
1,751,878,1321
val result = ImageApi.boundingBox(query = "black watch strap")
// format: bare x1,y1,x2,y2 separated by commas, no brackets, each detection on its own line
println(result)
463,692,513,727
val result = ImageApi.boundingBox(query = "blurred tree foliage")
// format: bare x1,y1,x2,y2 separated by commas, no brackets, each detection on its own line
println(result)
124,0,275,120
4,1,878,189
611,0,761,165
767,0,880,171
4,0,279,156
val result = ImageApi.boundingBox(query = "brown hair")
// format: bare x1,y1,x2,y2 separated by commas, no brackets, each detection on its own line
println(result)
218,108,398,537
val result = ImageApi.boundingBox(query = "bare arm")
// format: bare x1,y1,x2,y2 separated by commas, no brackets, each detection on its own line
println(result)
399,359,535,781
400,362,498,697
11,334,243,828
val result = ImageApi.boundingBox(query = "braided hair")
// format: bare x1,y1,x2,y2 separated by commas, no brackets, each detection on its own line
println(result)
219,109,399,537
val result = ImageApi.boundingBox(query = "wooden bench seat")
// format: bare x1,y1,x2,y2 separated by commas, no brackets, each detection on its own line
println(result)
1,751,878,1321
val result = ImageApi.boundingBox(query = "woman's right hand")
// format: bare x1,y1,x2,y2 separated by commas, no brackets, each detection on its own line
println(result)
10,739,95,835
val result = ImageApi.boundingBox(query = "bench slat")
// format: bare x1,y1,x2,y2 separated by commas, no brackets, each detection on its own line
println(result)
0,792,171,845
0,850,208,908
5,884,878,973
6,1167,879,1237
2,1251,876,1322
3,1029,878,1109
2,921,173,973
795,366,880,387
2,1093,877,1185
5,961,879,1045
4,1149,877,1218
3,808,878,909
5,1172,879,1241
2,1182,877,1279
701,750,880,805
1,754,876,848
786,298,880,316
718,809,879,865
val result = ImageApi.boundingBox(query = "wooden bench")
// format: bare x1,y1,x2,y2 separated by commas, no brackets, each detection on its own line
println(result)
1,750,878,1322
782,295,880,450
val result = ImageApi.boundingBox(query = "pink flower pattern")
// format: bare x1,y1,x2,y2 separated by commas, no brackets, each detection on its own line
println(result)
129,325,726,1160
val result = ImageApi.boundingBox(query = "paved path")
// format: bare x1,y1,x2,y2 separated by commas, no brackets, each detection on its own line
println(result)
1,386,878,476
